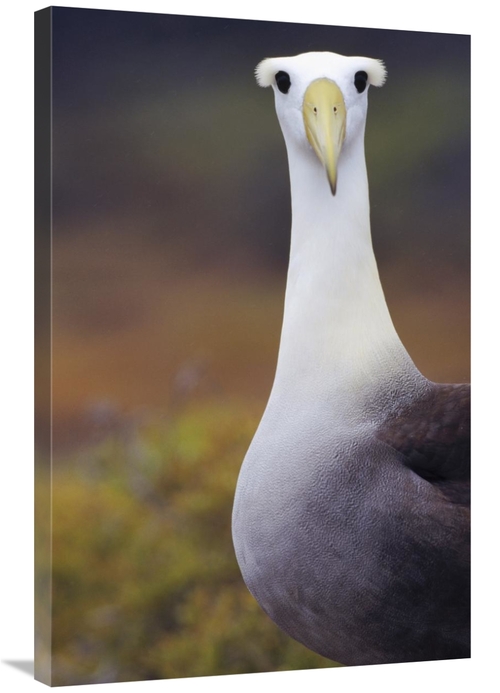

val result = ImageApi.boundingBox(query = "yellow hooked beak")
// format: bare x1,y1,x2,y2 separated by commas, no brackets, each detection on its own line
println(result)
303,79,346,195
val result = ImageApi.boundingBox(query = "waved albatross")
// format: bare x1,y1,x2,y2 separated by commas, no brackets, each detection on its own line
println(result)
232,52,470,666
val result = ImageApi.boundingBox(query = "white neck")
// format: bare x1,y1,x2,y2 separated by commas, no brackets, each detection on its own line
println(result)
272,133,423,404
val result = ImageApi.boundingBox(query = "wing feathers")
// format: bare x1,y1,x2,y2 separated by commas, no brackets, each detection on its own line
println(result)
377,383,470,495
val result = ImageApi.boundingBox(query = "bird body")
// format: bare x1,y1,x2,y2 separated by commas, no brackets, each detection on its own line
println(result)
232,52,470,665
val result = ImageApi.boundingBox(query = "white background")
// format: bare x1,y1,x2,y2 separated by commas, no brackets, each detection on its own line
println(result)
1,1,496,691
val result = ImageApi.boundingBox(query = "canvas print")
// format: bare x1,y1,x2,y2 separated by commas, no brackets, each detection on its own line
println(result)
35,6,470,686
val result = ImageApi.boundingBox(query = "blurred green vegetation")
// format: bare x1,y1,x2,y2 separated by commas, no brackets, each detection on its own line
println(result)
45,400,337,685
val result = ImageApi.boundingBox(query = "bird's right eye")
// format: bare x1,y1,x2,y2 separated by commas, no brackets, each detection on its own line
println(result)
275,71,291,94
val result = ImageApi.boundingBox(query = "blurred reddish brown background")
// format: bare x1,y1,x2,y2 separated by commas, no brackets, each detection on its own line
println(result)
47,9,469,448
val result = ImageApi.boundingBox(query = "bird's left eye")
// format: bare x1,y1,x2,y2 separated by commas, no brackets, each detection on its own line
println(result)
354,71,368,93
275,71,291,94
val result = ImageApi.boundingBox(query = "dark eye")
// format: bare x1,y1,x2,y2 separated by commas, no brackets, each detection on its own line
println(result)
275,71,291,94
354,71,368,93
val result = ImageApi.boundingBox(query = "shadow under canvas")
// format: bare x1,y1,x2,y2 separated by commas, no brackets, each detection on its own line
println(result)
3,660,35,677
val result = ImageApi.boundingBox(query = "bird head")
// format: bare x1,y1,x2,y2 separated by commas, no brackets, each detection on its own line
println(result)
256,52,386,195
